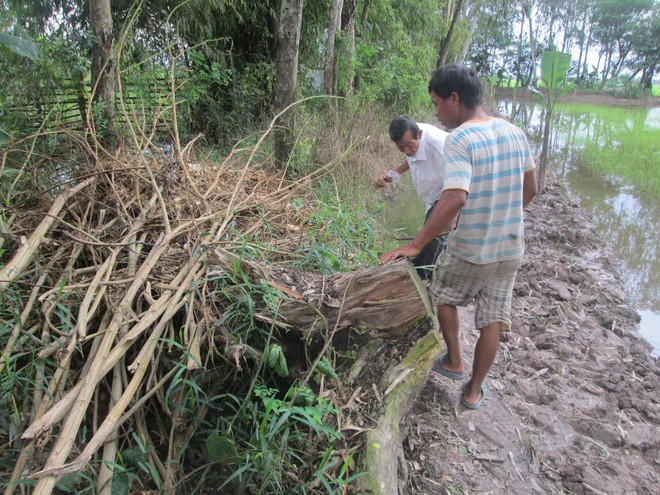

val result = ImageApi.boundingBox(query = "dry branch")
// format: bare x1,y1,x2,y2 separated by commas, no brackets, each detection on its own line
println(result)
0,177,95,288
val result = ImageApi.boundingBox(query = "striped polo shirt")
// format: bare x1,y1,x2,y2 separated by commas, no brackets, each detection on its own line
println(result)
443,117,535,264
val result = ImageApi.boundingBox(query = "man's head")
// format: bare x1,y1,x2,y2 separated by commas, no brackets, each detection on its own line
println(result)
389,115,423,157
428,65,483,129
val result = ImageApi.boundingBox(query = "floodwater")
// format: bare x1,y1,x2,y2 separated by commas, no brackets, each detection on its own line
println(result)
384,101,660,356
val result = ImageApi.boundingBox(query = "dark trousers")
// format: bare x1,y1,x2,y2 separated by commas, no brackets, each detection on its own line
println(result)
412,203,446,280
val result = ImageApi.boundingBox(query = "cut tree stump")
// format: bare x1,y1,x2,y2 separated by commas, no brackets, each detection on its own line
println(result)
205,247,443,494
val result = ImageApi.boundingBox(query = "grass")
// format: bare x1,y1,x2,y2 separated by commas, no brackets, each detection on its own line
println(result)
580,128,659,196
555,103,660,197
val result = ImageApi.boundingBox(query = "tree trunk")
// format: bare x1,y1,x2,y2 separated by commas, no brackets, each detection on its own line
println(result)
324,0,344,95
204,248,429,336
640,63,655,91
203,247,443,495
273,0,304,168
576,11,588,79
602,47,612,83
340,0,356,96
582,19,593,79
515,8,525,86
89,0,115,145
436,0,466,68
360,0,371,24
547,15,555,50
457,14,477,64
538,106,552,191
524,0,536,86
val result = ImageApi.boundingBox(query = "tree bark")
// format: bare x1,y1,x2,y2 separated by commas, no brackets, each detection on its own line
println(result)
436,0,466,68
340,0,357,96
324,0,344,95
640,63,655,91
538,106,552,191
457,8,478,64
576,11,588,79
273,0,304,168
204,248,429,336
90,0,116,145
524,0,536,86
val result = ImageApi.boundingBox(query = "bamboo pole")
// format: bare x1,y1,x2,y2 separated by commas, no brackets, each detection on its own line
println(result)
29,229,179,495
21,257,193,440
97,364,122,495
0,177,95,288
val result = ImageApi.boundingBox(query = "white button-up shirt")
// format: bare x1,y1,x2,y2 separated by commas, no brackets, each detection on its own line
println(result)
406,123,448,212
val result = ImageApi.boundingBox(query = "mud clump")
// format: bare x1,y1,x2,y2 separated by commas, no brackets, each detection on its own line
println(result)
402,179,659,495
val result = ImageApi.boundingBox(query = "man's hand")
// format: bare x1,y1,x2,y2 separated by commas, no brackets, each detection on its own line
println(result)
379,243,421,265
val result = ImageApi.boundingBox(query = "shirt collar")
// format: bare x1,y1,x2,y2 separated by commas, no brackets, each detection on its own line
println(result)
410,135,428,162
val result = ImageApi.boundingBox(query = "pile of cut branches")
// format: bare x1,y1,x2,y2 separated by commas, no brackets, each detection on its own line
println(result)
0,121,372,494
1,110,439,495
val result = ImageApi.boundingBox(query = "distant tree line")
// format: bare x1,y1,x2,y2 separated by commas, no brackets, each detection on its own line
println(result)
1,0,657,152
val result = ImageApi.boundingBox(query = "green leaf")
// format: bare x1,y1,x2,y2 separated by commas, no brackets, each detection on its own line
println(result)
316,356,338,379
111,473,129,495
55,473,84,493
540,51,572,91
0,128,11,146
206,432,238,462
0,32,40,60
275,351,289,377
528,86,547,108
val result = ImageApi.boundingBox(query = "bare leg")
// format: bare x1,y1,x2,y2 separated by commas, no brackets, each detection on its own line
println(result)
437,304,463,374
464,322,501,405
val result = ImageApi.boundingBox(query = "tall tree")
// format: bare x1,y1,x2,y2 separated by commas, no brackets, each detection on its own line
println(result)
324,0,344,95
628,5,659,91
522,0,537,85
339,0,357,95
89,0,115,144
437,0,466,67
274,0,304,168
591,0,654,82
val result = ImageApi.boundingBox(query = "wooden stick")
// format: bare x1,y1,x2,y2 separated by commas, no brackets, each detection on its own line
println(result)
97,364,123,495
0,177,95,288
29,229,180,494
22,252,200,441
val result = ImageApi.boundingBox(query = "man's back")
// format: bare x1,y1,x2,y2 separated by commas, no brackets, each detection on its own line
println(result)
442,117,535,264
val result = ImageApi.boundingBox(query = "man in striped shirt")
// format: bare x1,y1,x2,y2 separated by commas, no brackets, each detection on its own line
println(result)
379,65,537,409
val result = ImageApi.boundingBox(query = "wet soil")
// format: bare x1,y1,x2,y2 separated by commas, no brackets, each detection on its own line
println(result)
401,179,660,494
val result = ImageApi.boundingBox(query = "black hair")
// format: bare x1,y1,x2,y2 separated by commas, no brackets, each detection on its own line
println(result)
428,65,483,109
389,115,420,141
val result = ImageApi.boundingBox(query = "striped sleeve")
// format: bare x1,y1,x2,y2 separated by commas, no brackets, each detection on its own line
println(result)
442,134,471,192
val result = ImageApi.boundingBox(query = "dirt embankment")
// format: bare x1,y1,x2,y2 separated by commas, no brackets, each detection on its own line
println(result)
401,180,659,494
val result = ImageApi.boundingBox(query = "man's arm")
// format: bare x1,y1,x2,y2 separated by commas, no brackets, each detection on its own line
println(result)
379,189,467,264
381,159,409,181
522,169,537,209
394,159,410,175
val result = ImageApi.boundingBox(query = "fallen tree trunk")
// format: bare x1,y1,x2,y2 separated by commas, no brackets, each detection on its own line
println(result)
205,248,443,494
203,247,430,337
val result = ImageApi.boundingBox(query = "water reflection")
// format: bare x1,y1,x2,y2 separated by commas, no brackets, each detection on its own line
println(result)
498,100,660,354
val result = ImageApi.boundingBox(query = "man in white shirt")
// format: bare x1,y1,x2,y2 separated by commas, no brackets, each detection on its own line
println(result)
380,115,449,279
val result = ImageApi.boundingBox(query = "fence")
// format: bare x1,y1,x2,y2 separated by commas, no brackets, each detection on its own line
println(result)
4,77,171,133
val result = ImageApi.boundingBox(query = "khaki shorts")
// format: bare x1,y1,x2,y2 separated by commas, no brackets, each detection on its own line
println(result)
429,251,522,331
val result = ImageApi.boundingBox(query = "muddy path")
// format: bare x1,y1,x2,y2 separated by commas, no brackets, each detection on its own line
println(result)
400,180,659,494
